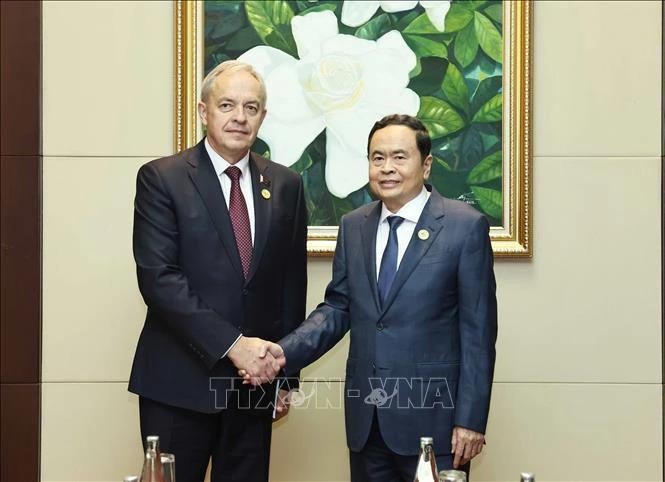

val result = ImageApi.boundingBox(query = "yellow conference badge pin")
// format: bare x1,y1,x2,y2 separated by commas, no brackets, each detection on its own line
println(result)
417,229,429,241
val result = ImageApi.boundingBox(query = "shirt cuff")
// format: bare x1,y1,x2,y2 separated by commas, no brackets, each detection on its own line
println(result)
220,334,243,359
272,379,282,419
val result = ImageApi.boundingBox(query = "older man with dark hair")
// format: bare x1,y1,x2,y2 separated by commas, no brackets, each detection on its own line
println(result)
249,113,497,481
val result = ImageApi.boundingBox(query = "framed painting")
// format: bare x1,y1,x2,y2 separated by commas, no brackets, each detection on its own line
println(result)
175,0,531,257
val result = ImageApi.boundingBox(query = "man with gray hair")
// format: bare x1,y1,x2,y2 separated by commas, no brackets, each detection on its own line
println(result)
129,60,306,481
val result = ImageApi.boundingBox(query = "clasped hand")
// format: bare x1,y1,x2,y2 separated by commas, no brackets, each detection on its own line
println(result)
227,336,285,385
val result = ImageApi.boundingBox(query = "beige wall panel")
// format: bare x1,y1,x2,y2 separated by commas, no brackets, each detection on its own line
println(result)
42,1,174,158
40,382,662,482
302,259,351,380
42,157,148,382
41,382,143,482
473,383,662,481
493,157,661,383
271,381,350,481
532,0,662,158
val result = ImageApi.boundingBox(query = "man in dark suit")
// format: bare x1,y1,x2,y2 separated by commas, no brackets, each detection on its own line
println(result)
129,60,306,482
249,114,497,481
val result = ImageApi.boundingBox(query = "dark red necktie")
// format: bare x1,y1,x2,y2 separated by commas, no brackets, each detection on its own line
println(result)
225,166,252,278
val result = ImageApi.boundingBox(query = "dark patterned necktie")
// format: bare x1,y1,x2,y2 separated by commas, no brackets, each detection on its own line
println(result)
225,166,252,278
377,215,404,305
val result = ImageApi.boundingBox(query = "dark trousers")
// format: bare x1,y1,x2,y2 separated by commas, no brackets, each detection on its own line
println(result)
139,396,272,482
350,412,471,482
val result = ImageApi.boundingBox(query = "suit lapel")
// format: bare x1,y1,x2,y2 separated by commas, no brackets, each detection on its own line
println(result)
246,153,271,284
360,202,382,313
187,141,244,279
380,189,446,315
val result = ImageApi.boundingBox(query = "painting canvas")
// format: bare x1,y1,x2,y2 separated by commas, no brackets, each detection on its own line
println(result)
175,0,531,256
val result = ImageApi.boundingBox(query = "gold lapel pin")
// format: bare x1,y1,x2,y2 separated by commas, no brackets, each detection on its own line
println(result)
261,188,271,200
417,229,429,240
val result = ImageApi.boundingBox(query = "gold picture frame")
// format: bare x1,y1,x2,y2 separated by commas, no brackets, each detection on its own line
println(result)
175,0,532,257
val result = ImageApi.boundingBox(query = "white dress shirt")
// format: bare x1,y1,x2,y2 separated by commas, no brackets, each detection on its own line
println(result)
205,139,255,361
375,187,431,279
204,138,255,243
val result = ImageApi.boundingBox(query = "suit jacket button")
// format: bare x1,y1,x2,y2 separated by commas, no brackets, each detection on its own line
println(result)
242,289,249,296
376,322,384,331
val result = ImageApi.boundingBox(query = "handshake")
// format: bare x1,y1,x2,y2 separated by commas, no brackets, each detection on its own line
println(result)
227,336,286,386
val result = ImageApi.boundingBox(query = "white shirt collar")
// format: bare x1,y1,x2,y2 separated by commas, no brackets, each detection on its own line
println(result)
379,186,430,225
204,137,251,179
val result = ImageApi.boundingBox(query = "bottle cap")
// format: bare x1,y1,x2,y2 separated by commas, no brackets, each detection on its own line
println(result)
419,436,434,447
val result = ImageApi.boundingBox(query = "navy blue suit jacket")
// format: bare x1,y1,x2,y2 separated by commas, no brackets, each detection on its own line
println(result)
280,187,497,455
129,140,307,413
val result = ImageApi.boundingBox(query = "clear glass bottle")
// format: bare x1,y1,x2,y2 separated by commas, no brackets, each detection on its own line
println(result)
140,435,165,482
439,469,467,482
520,473,535,482
414,436,439,482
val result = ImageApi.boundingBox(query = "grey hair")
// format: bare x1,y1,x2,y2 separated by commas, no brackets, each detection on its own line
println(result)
199,60,267,107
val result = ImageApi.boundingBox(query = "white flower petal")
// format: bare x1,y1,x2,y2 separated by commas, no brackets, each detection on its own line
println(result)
258,115,325,167
421,1,451,32
321,33,376,57
379,0,419,13
240,46,317,122
241,46,325,166
291,11,339,61
376,30,417,71
239,45,296,78
324,126,370,197
341,0,380,27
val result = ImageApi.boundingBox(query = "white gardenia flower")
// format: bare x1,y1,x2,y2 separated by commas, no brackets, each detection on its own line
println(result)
239,11,419,197
342,0,451,32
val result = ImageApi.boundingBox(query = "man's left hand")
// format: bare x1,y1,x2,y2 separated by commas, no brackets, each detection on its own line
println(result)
451,426,485,468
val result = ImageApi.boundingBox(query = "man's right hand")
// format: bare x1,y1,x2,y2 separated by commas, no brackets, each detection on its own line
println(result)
227,337,285,384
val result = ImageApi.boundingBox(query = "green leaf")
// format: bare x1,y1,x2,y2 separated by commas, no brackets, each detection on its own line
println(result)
297,2,338,15
473,11,502,63
442,63,469,112
472,93,502,123
454,21,478,68
444,4,474,32
404,34,447,58
225,26,262,51
484,4,503,23
434,156,452,171
396,10,422,30
418,96,465,139
355,13,392,40
408,57,448,95
403,13,441,35
460,125,483,167
291,150,314,174
470,185,502,219
471,76,502,114
245,1,296,54
467,151,502,184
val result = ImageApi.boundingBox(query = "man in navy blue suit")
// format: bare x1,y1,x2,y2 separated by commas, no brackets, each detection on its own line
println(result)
129,61,306,482
249,114,497,481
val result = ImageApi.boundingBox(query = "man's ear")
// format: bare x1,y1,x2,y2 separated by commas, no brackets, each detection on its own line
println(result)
197,101,208,125
423,154,433,180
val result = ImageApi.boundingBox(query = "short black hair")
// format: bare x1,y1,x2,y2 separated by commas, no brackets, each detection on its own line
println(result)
367,114,432,162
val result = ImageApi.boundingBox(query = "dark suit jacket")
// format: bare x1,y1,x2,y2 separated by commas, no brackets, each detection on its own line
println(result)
280,187,497,455
129,139,307,413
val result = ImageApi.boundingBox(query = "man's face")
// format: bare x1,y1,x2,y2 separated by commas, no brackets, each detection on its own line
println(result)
368,124,432,213
198,70,266,163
